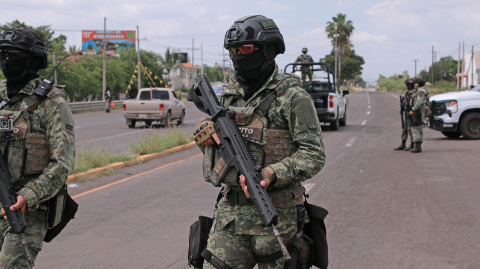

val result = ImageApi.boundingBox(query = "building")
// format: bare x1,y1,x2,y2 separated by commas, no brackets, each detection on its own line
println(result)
461,51,480,88
168,62,200,90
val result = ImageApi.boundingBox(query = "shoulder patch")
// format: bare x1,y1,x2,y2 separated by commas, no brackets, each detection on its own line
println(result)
259,19,278,30
292,96,318,132
57,102,74,135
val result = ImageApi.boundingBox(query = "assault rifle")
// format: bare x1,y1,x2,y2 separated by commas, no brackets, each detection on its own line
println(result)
399,96,405,128
187,75,291,261
402,95,413,127
0,130,35,267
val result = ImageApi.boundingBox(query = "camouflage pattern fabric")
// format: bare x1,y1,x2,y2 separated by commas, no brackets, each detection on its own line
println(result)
198,63,325,268
0,209,47,268
0,79,75,265
401,90,414,142
294,54,314,88
409,87,428,143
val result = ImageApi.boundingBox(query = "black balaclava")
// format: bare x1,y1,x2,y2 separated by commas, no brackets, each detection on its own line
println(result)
232,43,277,101
0,53,40,97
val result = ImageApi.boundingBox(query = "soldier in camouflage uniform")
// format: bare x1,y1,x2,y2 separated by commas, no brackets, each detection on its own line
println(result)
0,28,75,267
193,16,325,269
294,48,314,88
394,78,415,151
408,78,428,153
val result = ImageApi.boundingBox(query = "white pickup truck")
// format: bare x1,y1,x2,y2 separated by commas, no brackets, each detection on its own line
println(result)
308,74,349,130
123,88,185,128
428,85,480,139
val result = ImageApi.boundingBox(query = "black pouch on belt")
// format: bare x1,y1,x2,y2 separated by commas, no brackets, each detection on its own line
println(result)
188,188,223,268
44,190,78,243
303,199,329,269
412,111,423,126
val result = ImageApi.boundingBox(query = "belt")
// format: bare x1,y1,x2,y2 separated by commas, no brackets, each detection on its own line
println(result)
226,191,255,206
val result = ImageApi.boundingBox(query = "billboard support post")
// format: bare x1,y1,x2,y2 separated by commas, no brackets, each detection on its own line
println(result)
137,25,141,90
103,17,106,101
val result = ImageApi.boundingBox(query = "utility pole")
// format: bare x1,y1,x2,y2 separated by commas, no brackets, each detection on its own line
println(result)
187,39,199,86
440,56,443,86
334,22,338,86
457,42,460,90
137,25,141,90
53,51,57,85
103,17,107,101
201,43,204,76
432,46,434,86
222,49,226,83
472,46,474,87
412,59,419,78
462,41,465,88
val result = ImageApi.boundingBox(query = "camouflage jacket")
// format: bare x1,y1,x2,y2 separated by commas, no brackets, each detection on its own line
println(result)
0,79,75,211
294,54,314,72
409,87,428,113
198,64,325,235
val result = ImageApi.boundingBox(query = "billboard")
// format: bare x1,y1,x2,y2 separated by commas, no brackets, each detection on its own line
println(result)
82,30,136,55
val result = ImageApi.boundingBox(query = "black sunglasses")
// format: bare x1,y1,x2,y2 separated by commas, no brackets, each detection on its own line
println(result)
0,50,26,60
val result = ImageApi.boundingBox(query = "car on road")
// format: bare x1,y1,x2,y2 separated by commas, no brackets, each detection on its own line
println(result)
427,85,480,139
213,85,224,99
307,74,349,130
122,88,185,128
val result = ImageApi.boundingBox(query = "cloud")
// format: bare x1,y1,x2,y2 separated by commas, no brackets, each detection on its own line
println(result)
338,0,353,7
365,1,401,16
255,0,293,12
352,31,388,44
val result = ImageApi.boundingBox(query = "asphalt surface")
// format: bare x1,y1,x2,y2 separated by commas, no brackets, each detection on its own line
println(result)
73,101,204,154
36,91,480,268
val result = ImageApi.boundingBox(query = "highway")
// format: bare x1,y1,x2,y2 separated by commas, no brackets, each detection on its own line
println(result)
36,91,480,268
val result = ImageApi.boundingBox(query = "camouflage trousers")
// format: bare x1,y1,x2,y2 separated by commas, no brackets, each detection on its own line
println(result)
301,71,312,89
204,220,297,269
400,114,413,142
411,125,423,143
0,209,48,268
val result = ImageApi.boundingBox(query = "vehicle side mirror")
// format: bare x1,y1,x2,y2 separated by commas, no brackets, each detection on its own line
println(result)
343,90,350,96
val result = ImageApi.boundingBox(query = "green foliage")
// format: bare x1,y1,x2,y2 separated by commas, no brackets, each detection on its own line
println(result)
177,87,189,93
129,129,189,155
418,56,458,84
377,74,405,92
324,46,364,82
354,75,366,87
203,63,233,83
73,144,135,174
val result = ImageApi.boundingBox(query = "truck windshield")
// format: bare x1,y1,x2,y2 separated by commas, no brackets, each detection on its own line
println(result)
471,85,480,92
310,82,332,92
139,91,151,100
152,90,170,100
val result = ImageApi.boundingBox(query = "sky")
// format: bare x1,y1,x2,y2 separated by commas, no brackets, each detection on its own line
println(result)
1,0,480,83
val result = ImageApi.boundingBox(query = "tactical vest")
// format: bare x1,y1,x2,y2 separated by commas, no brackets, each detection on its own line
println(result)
204,73,305,208
0,90,61,184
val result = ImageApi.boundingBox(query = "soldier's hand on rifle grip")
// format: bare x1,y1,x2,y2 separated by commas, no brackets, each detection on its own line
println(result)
193,120,221,146
1,195,26,220
240,167,276,198
408,111,414,117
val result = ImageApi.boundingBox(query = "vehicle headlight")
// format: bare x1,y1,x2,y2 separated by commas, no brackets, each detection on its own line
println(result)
445,100,458,113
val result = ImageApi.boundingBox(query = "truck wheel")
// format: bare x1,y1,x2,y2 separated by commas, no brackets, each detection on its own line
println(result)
330,109,339,131
177,110,185,125
127,120,136,129
165,111,172,128
459,112,480,140
339,108,347,126
441,131,461,138
145,120,153,128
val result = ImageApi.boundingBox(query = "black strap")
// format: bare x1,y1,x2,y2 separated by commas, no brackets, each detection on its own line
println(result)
256,250,284,264
254,90,277,118
201,249,233,269
9,93,28,105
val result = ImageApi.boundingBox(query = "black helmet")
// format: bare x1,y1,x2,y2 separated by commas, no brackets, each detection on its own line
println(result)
414,78,425,87
405,78,414,87
0,27,48,69
224,15,285,55
302,47,308,53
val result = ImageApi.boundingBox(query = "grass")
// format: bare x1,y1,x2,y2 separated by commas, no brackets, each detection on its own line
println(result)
129,128,190,155
379,82,461,96
72,144,135,174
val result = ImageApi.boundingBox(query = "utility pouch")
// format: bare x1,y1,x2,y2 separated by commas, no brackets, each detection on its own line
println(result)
47,185,67,229
303,200,329,269
284,231,314,269
412,111,423,126
188,216,214,268
44,190,78,243
6,138,27,181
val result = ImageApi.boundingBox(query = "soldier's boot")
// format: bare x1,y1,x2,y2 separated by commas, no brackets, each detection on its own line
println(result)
404,142,414,151
106,108,110,113
410,142,422,153
394,140,406,150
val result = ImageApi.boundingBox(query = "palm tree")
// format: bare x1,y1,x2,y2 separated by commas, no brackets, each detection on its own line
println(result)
68,45,78,55
326,13,354,85
158,48,182,88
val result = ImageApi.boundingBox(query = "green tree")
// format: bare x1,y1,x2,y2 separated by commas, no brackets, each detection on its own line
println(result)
354,75,366,88
324,45,364,83
326,13,355,86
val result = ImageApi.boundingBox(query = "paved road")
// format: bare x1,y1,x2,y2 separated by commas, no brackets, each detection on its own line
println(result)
37,91,480,268
73,102,204,154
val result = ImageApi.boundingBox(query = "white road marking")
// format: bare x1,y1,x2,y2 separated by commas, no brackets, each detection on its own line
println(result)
345,137,357,147
362,127,367,133
302,183,316,194
361,120,367,125
367,111,371,115
368,106,371,109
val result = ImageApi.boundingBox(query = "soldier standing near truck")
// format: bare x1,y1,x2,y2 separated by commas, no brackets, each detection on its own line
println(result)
294,48,314,88
395,78,415,151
